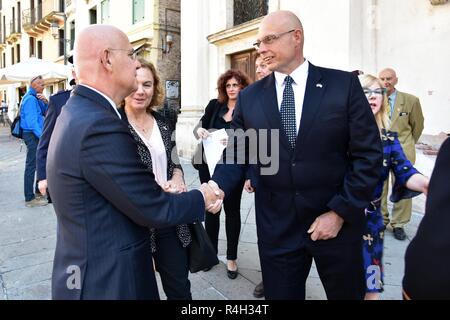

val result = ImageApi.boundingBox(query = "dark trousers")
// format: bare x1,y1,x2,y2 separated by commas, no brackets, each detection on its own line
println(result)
23,131,39,202
153,227,191,300
199,165,244,260
259,239,366,300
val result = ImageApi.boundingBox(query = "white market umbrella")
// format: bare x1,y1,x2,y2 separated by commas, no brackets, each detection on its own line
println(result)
0,57,71,84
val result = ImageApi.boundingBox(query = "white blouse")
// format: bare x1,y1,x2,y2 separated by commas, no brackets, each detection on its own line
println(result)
131,118,168,186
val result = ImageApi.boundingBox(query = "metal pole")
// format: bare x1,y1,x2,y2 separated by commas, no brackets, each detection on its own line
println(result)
63,13,67,65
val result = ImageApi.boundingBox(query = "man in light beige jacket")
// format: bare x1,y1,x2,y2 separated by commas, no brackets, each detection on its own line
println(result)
379,68,424,240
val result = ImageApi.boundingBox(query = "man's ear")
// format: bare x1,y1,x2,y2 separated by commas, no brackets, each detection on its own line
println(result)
100,49,113,71
294,29,303,46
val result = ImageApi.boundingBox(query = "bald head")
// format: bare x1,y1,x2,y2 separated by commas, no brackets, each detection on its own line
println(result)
256,10,304,75
73,25,140,105
379,68,398,96
74,25,129,79
260,10,303,32
379,68,397,79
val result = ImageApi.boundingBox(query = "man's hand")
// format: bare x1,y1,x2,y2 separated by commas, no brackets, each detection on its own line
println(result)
198,180,224,213
38,179,48,196
307,211,344,241
37,93,48,105
244,179,255,193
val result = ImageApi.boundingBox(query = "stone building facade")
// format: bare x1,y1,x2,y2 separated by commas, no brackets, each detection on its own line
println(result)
178,0,450,158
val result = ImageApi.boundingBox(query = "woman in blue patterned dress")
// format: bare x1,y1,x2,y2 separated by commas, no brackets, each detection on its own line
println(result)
359,74,429,300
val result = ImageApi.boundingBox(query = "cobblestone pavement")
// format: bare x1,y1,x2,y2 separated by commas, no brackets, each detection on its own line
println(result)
0,126,436,300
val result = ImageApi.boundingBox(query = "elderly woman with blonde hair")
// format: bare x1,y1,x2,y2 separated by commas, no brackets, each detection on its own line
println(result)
358,74,429,300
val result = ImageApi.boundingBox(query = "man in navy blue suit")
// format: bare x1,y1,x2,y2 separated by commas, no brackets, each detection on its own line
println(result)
47,25,223,300
36,56,75,201
212,11,382,299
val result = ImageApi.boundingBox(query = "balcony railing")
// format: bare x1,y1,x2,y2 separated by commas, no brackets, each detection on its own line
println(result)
3,19,22,44
22,0,65,33
7,20,21,37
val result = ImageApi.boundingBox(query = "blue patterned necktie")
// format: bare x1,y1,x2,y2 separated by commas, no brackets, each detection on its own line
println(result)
280,75,297,149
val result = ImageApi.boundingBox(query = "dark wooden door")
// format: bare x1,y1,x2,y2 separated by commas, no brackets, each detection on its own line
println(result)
230,50,258,82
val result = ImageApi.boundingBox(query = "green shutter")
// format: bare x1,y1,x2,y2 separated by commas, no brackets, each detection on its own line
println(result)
101,0,110,23
133,0,145,24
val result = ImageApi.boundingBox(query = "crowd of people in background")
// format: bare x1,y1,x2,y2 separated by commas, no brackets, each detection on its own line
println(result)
7,9,449,300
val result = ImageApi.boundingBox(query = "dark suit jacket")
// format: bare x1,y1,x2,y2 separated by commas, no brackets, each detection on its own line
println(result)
213,63,382,250
47,85,204,300
403,137,450,299
37,89,71,181
193,99,223,135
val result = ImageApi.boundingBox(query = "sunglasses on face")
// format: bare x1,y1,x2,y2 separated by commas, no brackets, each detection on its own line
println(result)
363,88,385,97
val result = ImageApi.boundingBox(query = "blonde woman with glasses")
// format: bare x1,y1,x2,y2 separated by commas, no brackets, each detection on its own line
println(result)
358,74,429,300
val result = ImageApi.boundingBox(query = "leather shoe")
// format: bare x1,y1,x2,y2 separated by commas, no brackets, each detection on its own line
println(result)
253,281,264,298
227,269,238,279
393,227,406,240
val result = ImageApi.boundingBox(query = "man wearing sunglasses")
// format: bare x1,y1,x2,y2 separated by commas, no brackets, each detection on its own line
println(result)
212,10,382,299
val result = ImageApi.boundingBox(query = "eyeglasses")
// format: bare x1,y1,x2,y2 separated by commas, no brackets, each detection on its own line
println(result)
107,48,138,60
253,29,296,49
363,88,385,97
226,83,241,89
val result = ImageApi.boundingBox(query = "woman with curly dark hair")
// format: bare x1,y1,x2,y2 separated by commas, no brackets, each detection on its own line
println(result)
193,69,251,279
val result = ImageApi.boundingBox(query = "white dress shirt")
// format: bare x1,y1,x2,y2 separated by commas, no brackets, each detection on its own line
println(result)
274,60,309,133
79,84,122,119
131,118,168,186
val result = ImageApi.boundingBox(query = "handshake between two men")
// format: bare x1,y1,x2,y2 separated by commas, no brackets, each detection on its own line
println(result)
198,180,224,214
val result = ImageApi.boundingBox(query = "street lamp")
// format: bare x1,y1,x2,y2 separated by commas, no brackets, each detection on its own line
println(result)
50,17,70,65
162,34,173,54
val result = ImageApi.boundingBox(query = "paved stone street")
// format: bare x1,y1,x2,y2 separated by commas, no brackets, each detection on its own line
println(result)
0,125,437,300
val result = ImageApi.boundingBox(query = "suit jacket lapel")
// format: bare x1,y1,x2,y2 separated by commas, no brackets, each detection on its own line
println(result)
296,64,325,152
259,73,292,152
390,91,404,126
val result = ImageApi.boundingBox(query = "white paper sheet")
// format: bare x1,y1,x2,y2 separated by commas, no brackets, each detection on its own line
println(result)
202,129,228,176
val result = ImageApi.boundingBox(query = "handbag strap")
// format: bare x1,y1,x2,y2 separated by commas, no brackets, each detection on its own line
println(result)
15,98,24,119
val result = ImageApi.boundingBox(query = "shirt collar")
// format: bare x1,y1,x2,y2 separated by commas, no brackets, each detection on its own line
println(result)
389,90,397,100
274,59,309,86
27,87,37,96
79,84,122,119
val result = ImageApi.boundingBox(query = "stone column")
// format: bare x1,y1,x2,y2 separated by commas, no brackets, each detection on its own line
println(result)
178,0,211,159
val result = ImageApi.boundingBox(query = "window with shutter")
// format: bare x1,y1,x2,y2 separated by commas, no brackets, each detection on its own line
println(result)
132,0,145,24
101,0,110,24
